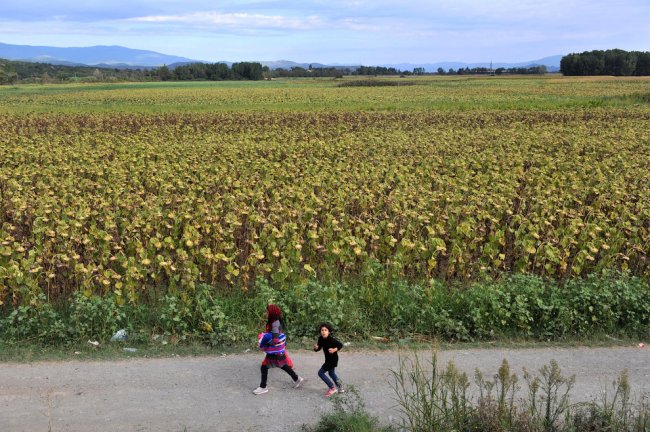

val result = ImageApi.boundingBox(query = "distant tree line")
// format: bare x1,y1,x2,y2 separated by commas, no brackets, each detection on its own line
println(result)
159,62,266,81
495,66,548,75
0,58,153,84
560,49,650,76
3,56,582,86
270,65,415,78
354,65,405,75
272,66,353,78
435,65,547,75
0,59,271,84
164,63,415,80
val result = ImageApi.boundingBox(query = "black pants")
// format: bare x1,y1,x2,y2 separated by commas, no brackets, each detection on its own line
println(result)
260,364,298,388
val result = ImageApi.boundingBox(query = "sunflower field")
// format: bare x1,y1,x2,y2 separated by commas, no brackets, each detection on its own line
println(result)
0,76,648,341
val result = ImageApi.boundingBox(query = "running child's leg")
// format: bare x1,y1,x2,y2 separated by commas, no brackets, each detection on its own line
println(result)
260,364,270,388
318,366,335,388
327,368,339,385
280,364,298,381
281,364,303,387
328,368,344,391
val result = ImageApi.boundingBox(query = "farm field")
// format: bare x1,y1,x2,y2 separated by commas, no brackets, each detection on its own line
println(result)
0,75,649,342
1,75,650,113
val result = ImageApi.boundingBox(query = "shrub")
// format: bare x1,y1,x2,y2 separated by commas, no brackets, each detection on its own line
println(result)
301,386,390,432
281,280,348,336
1,294,67,344
68,292,125,340
156,284,246,344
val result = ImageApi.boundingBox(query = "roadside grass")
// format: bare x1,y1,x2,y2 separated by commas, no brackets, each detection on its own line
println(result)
302,353,650,432
1,272,647,363
386,352,650,432
0,339,226,363
0,334,641,364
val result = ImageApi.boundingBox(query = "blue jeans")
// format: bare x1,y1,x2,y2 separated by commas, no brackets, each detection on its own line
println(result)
318,366,341,389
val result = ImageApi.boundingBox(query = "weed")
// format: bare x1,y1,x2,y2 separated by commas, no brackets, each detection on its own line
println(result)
301,386,390,432
389,352,649,432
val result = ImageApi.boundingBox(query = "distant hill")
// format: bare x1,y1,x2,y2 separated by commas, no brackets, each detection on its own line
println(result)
0,42,200,68
0,42,562,72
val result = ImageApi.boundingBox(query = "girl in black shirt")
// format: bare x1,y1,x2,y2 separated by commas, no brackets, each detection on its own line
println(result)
313,322,344,397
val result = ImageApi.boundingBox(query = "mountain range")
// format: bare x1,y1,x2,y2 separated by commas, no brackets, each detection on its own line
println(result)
0,42,562,72
0,42,195,68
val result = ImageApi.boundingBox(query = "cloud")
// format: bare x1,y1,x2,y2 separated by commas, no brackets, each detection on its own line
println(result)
130,12,323,31
128,11,388,33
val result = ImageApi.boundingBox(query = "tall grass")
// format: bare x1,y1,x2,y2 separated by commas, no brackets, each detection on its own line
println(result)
301,354,648,431
389,352,649,432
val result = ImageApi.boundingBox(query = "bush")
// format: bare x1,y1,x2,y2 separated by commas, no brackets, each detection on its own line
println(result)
156,284,246,345
1,294,67,344
301,386,390,432
459,272,649,340
68,292,125,340
560,272,650,335
281,280,349,336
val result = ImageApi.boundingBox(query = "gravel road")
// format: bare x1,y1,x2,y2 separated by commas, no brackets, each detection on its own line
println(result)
1,346,648,432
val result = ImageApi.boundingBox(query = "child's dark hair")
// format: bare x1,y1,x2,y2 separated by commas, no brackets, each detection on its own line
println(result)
318,322,334,333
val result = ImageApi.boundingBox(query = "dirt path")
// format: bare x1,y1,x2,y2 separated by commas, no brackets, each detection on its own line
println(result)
1,346,648,432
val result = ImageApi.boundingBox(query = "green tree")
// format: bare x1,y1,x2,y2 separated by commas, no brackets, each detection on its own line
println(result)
561,49,648,76
231,62,263,80
158,65,172,81
206,63,230,80
290,66,307,77
0,63,18,85
604,49,637,76
635,51,650,75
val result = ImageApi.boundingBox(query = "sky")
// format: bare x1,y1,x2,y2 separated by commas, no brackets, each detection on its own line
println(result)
1,0,649,65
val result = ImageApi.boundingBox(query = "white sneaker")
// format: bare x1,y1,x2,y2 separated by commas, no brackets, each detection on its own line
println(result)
253,387,268,395
294,376,304,388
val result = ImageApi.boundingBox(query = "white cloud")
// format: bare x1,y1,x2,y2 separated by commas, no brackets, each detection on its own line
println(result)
130,12,325,30
128,10,397,33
